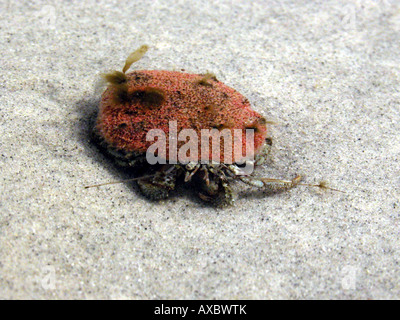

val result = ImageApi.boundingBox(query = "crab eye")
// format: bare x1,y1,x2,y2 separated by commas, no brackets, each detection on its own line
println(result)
265,137,272,146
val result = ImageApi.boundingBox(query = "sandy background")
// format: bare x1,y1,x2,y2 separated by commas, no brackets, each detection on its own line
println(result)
1,0,399,299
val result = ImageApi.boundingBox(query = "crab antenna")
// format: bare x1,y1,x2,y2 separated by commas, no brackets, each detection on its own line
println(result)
84,174,155,189
236,173,344,194
298,181,346,193
122,44,149,73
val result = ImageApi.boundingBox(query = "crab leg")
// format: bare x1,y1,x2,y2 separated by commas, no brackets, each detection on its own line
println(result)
184,163,200,182
238,175,302,192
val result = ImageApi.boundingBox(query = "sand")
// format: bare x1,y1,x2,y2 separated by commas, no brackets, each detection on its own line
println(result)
1,0,399,299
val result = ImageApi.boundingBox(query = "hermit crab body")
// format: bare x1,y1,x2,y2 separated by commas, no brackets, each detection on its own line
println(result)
92,46,302,206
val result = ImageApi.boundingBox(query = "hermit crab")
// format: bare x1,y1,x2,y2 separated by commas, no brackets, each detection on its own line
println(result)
89,45,331,206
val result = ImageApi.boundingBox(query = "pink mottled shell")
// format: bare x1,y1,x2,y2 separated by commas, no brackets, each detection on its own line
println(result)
96,70,267,163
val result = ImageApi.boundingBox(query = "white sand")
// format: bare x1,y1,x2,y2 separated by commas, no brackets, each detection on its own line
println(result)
1,0,399,299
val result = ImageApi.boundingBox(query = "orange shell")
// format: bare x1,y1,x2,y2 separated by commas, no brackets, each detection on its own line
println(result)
96,70,267,163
